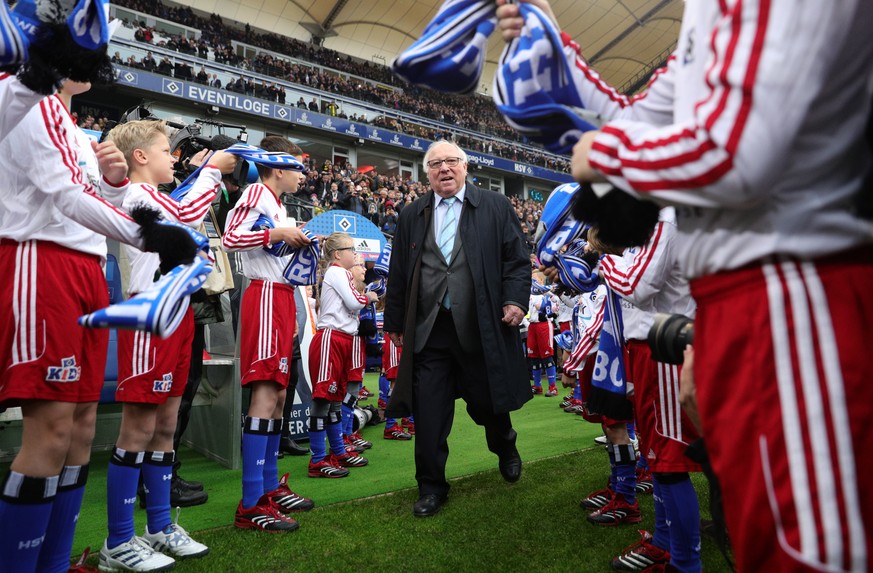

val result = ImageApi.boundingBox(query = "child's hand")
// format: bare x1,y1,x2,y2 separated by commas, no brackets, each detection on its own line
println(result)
367,291,379,303
92,140,128,186
270,226,311,247
206,150,239,174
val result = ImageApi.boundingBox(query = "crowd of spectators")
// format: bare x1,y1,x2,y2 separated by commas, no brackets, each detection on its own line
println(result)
111,0,570,172
281,157,544,250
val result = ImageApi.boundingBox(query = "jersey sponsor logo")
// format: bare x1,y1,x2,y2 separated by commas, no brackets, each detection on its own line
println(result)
328,381,338,394
153,373,173,393
279,357,289,374
46,356,81,383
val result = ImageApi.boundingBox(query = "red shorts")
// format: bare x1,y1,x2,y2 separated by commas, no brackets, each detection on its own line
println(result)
308,328,352,401
347,335,365,383
116,308,193,404
382,338,401,380
558,321,571,333
0,240,109,405
626,340,700,473
691,251,873,573
576,355,604,424
239,280,296,388
526,320,554,358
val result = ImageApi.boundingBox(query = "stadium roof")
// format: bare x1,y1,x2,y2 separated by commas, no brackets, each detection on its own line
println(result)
182,0,684,95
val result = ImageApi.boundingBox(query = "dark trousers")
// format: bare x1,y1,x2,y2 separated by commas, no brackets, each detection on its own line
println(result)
173,323,205,474
413,311,512,497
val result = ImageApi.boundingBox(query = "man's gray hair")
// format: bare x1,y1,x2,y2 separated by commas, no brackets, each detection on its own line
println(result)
423,140,468,166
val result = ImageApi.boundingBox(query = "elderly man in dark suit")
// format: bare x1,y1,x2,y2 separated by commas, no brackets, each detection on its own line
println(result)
384,140,531,517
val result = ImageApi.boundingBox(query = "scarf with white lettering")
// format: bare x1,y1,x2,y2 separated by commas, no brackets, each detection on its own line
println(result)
530,278,551,295
392,0,597,153
0,0,25,66
587,286,632,420
373,241,392,278
171,143,306,202
79,256,210,337
9,0,111,55
366,277,387,298
282,228,320,286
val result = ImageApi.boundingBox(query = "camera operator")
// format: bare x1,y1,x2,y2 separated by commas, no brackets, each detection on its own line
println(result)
583,209,703,573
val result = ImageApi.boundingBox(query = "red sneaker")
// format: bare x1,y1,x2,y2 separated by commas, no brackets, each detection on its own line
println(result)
343,434,366,453
611,530,671,571
350,431,373,450
580,484,614,510
235,494,300,532
384,424,412,440
267,473,315,513
545,385,558,397
532,386,544,395
587,494,642,526
308,456,350,478
68,547,101,572
635,468,654,495
401,418,416,435
377,398,387,410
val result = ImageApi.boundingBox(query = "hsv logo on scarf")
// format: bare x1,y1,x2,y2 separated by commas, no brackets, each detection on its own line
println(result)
586,286,632,421
282,228,320,286
392,0,598,153
171,143,306,202
79,256,211,337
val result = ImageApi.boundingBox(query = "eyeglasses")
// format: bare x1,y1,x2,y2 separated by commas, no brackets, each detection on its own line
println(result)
337,247,356,252
426,157,462,170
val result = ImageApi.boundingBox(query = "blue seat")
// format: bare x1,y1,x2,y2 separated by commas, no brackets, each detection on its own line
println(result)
100,254,123,404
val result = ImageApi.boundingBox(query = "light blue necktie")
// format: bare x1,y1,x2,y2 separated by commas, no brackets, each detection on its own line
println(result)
438,197,458,309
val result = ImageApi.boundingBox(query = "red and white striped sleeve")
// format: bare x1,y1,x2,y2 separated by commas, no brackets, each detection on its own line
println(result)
0,73,43,143
325,266,369,311
587,1,859,206
28,97,144,249
598,220,675,307
145,167,221,226
221,184,271,251
561,32,678,128
564,301,604,372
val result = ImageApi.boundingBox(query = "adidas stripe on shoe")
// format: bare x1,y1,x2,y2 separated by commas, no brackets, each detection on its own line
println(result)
587,494,642,526
98,536,175,572
267,473,315,512
611,530,670,571
308,456,350,478
335,452,369,467
580,485,614,510
234,495,300,532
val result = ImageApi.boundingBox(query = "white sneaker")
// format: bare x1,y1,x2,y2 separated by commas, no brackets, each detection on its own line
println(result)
142,509,209,559
594,435,608,445
98,536,175,572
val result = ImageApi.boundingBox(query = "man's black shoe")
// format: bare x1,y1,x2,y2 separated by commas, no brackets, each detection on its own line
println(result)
498,447,522,483
170,479,208,507
413,494,446,518
279,436,309,456
174,475,203,492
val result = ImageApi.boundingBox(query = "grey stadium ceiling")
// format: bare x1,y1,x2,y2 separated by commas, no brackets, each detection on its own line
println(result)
176,0,685,95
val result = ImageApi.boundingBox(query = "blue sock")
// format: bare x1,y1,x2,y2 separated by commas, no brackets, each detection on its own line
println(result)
142,452,174,535
326,411,345,456
531,368,541,387
309,416,327,463
241,417,270,509
627,421,636,441
342,404,354,436
385,417,397,428
651,479,670,551
107,448,144,548
407,415,415,424
342,391,358,437
636,453,649,472
378,375,389,402
607,443,636,505
545,364,556,387
262,419,281,493
36,465,88,573
659,474,702,573
0,471,57,572
573,381,582,400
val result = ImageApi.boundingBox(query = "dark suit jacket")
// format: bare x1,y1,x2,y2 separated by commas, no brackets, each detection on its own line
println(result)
383,184,532,417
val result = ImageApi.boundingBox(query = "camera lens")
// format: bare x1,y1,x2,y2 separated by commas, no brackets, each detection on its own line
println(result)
647,313,694,365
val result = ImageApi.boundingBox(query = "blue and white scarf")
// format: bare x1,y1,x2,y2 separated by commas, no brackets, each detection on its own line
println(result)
373,242,392,278
391,0,495,94
0,0,26,66
79,256,211,337
530,278,551,295
392,0,598,153
171,143,306,202
587,286,631,420
554,329,574,352
9,0,111,56
366,277,387,298
282,228,320,286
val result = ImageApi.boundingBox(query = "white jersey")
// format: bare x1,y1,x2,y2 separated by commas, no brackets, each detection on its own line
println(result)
0,94,143,258
317,265,368,335
527,293,557,323
122,170,221,294
564,283,606,372
598,210,696,341
0,73,43,143
565,1,873,278
556,294,575,325
222,183,296,284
